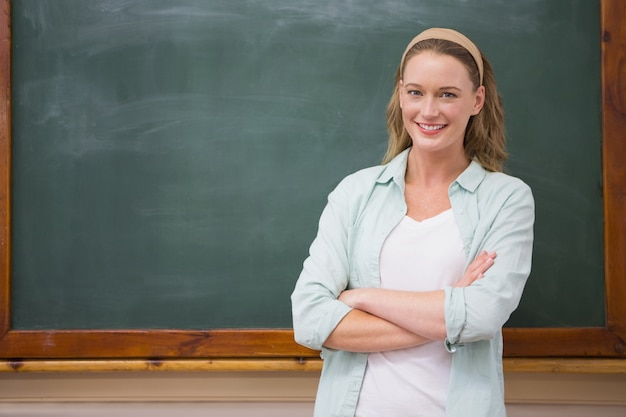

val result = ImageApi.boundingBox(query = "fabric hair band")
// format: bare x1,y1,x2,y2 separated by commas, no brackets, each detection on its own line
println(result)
400,28,484,85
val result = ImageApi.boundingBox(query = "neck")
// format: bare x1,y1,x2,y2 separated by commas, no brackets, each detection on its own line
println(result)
405,148,470,188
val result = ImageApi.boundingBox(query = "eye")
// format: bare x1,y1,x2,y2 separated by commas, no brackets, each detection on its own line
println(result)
407,89,422,97
441,92,457,99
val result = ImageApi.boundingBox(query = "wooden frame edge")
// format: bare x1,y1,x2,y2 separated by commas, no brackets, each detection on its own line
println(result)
601,0,626,354
0,0,11,340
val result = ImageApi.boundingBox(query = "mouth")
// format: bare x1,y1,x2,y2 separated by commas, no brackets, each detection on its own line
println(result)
417,123,447,133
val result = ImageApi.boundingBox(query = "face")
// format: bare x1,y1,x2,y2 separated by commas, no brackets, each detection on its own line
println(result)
399,51,485,157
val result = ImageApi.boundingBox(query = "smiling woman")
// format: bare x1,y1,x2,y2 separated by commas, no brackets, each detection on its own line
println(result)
291,28,534,417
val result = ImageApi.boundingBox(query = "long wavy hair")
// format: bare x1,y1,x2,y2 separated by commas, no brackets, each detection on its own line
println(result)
382,38,507,172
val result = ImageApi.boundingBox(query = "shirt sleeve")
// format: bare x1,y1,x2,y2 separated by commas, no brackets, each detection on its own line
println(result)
291,177,355,351
444,179,535,348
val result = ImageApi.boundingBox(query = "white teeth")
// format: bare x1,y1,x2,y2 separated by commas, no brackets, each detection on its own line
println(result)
419,123,445,131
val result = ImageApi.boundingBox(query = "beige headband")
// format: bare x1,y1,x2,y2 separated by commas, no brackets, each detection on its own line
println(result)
400,28,484,85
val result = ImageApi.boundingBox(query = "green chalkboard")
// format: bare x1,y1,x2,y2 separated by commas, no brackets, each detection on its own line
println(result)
10,0,603,330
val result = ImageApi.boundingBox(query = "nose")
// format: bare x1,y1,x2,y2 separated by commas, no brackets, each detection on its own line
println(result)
421,96,439,119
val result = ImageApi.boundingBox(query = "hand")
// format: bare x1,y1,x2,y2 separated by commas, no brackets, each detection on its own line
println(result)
454,250,496,288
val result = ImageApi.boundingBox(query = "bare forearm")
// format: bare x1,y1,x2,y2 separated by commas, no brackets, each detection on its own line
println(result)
337,251,497,341
341,288,448,341
323,309,432,352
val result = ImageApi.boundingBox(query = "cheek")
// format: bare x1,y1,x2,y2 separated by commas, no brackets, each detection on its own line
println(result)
445,104,472,123
401,107,416,127
400,100,418,119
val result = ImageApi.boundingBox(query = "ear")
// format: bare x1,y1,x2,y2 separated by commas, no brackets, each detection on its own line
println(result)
472,85,486,115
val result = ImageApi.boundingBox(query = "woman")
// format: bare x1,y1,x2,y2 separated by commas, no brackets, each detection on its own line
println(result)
291,28,534,417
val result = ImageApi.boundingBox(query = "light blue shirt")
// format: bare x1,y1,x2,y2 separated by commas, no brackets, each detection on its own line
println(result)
291,148,535,417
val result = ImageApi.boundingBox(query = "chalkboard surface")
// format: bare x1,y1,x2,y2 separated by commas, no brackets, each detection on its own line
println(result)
10,0,603,330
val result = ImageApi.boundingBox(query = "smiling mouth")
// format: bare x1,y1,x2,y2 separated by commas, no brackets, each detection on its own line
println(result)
417,123,447,131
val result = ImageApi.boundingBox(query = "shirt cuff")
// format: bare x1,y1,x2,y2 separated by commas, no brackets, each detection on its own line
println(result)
444,286,467,352
310,301,353,349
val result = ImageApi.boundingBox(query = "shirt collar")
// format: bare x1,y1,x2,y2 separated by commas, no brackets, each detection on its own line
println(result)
376,147,487,192
455,160,486,193
376,148,410,186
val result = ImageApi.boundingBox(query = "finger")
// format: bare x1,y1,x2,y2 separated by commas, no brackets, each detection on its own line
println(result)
466,255,495,282
471,251,496,271
476,255,495,275
466,251,490,274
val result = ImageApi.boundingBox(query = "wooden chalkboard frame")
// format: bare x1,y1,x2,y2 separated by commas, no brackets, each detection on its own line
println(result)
0,0,624,364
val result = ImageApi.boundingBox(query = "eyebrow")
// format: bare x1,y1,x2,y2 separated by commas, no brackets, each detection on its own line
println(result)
403,82,463,91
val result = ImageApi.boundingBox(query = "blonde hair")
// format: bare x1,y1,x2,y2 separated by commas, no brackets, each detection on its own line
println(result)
382,35,507,172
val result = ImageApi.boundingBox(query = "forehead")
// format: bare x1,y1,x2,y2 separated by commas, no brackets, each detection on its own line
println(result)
402,51,472,85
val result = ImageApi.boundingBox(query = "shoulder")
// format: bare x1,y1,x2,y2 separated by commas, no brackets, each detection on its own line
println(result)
482,170,533,197
325,152,407,219
476,170,535,216
457,160,533,200
483,170,530,191
328,165,386,208
336,165,386,189
334,149,409,194
456,161,534,213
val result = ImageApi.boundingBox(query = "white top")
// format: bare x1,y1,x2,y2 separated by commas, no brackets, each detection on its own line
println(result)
355,209,466,417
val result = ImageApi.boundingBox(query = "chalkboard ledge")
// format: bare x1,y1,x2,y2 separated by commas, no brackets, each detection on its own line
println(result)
1,358,625,374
